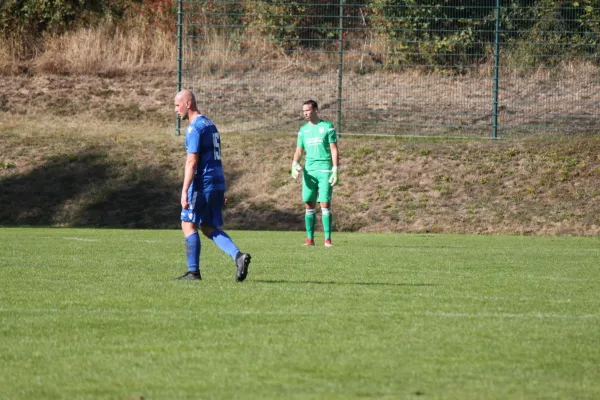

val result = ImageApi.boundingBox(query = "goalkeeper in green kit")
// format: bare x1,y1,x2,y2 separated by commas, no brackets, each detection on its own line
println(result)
291,100,340,247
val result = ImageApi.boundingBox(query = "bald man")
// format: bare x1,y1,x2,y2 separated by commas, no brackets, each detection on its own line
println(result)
174,89,251,281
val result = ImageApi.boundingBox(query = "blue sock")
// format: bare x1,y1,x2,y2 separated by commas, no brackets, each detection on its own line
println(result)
208,229,239,260
185,232,200,272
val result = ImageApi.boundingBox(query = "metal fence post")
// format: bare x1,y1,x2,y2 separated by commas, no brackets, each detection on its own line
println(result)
337,0,344,136
492,0,501,139
176,0,183,136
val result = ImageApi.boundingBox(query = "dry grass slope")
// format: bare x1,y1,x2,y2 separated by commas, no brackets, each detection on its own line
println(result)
1,26,599,236
0,71,599,236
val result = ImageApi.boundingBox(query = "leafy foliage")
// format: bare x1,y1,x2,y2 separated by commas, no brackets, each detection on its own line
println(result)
501,0,600,66
0,0,175,37
368,0,599,69
0,0,598,67
243,0,346,48
0,0,85,36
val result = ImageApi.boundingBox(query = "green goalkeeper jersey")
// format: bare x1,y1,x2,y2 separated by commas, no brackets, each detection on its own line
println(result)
297,120,337,171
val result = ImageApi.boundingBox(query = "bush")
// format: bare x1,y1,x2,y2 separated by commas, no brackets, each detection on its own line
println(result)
0,0,176,38
366,0,600,69
501,0,600,67
243,0,367,49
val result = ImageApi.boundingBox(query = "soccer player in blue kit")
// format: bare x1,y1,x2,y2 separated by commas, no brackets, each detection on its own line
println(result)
173,89,251,281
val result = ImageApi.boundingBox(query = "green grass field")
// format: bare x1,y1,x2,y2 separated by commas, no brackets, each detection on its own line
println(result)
0,228,598,400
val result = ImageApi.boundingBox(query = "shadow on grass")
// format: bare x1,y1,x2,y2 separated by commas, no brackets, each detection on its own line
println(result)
0,148,179,228
0,150,109,226
253,279,434,287
0,148,300,229
224,199,302,231
79,167,180,228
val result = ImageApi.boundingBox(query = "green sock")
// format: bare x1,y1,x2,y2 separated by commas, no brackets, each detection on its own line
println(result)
305,209,316,239
322,208,332,239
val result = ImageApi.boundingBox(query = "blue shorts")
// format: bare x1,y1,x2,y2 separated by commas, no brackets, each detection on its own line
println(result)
180,187,225,227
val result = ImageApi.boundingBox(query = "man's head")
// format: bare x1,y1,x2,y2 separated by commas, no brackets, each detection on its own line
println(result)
302,100,319,124
174,89,198,121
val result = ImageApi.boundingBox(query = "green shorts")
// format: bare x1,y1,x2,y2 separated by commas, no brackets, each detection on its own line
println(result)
302,170,333,203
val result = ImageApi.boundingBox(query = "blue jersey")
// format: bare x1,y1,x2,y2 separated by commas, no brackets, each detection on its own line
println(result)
185,115,226,192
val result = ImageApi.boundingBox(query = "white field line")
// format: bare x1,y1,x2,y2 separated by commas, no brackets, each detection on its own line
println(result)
25,236,600,252
60,237,168,243
0,307,597,320
57,237,179,244
411,293,576,304
257,286,581,304
62,237,99,242
424,270,594,282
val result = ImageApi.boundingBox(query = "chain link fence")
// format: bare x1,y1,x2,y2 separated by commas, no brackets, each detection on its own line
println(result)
176,1,599,138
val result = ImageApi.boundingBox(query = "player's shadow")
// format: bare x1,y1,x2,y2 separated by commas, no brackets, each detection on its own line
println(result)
253,279,434,287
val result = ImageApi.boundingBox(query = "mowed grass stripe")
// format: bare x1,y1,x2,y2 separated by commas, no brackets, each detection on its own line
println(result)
0,228,599,400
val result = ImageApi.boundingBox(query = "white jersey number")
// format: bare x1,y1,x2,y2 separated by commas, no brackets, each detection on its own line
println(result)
212,132,222,161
